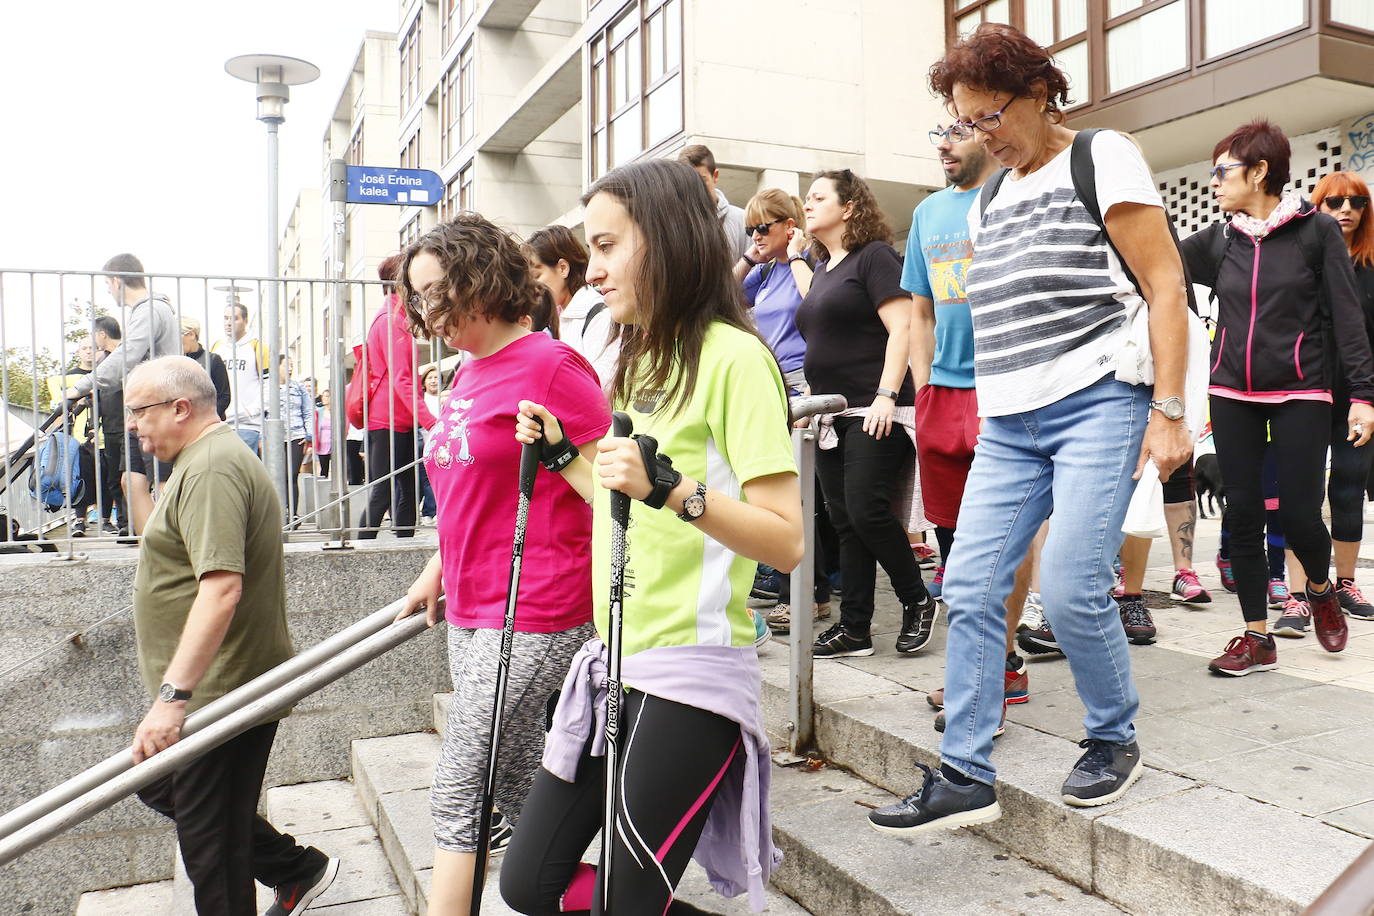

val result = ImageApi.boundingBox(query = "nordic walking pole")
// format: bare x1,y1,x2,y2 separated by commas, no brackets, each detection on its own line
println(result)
598,410,634,915
470,422,542,915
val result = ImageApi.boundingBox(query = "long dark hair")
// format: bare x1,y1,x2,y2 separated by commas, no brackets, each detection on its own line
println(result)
582,159,761,415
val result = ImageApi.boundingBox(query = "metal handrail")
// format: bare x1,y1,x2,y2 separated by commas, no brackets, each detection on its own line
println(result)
0,597,437,865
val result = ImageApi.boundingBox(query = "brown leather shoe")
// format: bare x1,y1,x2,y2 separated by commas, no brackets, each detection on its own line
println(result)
1308,584,1349,653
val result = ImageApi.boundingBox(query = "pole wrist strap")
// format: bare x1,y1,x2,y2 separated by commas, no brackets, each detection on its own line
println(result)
634,434,682,509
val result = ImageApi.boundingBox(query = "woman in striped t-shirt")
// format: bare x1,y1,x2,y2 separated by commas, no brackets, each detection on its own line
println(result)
867,23,1192,838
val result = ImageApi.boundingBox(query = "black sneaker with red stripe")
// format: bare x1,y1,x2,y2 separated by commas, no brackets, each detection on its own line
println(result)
266,855,340,915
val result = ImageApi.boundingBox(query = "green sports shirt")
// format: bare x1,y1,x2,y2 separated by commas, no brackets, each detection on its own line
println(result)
592,323,797,656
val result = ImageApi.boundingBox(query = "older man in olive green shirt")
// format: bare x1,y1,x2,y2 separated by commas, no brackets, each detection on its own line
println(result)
124,356,337,916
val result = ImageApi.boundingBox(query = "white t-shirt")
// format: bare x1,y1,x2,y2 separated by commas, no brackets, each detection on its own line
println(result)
210,336,267,431
560,285,619,390
965,129,1163,416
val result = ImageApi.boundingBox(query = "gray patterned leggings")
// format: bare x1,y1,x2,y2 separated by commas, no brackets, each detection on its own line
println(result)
431,622,594,852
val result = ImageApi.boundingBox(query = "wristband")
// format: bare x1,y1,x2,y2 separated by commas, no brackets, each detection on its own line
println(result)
741,254,757,267
633,434,683,509
788,254,808,264
538,418,578,472
875,387,899,400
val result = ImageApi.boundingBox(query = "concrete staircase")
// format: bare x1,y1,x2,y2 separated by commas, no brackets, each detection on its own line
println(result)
76,686,1111,915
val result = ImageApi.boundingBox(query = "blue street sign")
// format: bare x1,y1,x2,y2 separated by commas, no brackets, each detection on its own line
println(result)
345,165,444,206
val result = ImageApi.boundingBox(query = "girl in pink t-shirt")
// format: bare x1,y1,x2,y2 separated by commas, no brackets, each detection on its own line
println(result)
394,214,610,914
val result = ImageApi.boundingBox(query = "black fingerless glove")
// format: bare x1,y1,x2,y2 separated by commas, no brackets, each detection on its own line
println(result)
633,434,682,509
538,417,579,472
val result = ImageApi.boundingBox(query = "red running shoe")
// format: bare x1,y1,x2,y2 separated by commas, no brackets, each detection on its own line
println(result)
1208,632,1278,677
1308,585,1349,653
1216,552,1237,593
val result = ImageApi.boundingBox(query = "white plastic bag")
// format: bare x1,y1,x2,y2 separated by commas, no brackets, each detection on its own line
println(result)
1122,460,1167,539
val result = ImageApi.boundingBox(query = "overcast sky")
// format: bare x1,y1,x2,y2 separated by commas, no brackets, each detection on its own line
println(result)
0,0,395,279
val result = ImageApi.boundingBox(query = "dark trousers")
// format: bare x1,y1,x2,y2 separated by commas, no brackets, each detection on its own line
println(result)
358,428,417,538
1211,397,1332,623
815,415,926,633
97,439,125,522
136,721,323,916
777,479,839,605
500,692,740,915
345,440,366,486
317,453,332,479
284,438,306,519
1328,400,1373,544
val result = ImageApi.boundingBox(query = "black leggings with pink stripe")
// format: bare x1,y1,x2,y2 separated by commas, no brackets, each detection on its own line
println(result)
500,690,741,915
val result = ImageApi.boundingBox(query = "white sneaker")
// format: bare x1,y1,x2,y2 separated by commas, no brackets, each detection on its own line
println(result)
1020,592,1046,632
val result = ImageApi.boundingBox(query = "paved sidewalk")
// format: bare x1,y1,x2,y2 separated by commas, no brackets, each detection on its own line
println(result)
768,513,1374,842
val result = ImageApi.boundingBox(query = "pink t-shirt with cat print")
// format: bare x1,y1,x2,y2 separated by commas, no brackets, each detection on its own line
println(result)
428,332,611,632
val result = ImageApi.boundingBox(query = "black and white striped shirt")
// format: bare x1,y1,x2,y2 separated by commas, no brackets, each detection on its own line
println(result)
965,130,1162,416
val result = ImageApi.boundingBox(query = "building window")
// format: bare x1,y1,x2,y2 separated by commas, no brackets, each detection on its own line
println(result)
1332,0,1374,31
954,0,1011,37
947,0,1087,109
440,160,475,220
441,0,472,51
588,0,683,180
459,41,475,145
400,19,421,112
460,160,474,209
347,124,365,166
1204,0,1304,59
1106,1,1187,93
441,59,460,163
401,130,422,170
401,214,422,249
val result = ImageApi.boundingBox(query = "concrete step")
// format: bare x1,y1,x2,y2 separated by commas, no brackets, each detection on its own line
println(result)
756,639,1368,915
75,881,173,915
354,725,811,915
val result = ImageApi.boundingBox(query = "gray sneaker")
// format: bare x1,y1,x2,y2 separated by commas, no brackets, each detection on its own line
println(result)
868,763,1001,835
1062,739,1143,807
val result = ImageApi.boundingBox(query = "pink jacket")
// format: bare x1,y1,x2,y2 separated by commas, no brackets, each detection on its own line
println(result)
363,294,436,432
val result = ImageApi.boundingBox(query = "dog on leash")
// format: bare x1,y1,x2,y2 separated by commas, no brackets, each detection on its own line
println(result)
1195,452,1225,519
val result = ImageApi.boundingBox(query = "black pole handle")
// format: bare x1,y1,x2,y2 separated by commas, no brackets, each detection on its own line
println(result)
518,416,543,496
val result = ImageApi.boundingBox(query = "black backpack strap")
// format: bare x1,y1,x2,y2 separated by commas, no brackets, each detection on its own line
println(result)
977,168,1010,222
582,301,607,343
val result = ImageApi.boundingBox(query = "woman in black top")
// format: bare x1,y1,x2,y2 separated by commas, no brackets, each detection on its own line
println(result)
1311,171,1374,621
794,169,935,658
1181,121,1374,675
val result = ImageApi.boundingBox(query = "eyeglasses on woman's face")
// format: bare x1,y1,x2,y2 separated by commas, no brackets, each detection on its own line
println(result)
949,97,1021,141
1321,195,1369,211
746,217,785,237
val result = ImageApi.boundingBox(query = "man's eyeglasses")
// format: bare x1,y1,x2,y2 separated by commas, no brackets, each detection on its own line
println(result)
1321,195,1370,211
949,98,1020,141
746,217,785,236
1208,162,1245,181
928,126,959,145
125,399,176,420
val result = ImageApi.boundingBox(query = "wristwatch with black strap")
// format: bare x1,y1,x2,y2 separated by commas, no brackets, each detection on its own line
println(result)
159,682,192,703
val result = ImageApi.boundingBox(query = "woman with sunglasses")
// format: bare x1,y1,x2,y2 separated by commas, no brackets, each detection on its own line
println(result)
794,168,938,661
868,23,1192,835
1179,124,1374,676
1303,172,1374,623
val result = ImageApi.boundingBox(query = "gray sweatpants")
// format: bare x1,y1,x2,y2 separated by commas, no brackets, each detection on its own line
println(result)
431,622,594,852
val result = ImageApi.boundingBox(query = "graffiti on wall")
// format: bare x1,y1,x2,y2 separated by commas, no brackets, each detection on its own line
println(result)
1348,113,1374,175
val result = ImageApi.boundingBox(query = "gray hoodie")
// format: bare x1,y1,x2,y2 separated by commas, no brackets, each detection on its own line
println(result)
716,189,750,261
72,294,179,395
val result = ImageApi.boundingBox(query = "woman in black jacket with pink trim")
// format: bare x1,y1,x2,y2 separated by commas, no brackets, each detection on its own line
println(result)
1182,119,1374,677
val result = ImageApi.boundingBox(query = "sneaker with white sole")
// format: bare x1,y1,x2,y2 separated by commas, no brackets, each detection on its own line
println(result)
912,542,939,570
812,623,874,658
265,854,339,915
1061,739,1144,807
867,763,1001,835
1170,568,1211,604
1272,596,1310,638
1337,578,1374,620
1267,579,1291,610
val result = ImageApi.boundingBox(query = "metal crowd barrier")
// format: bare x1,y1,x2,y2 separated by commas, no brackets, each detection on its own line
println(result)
0,267,447,554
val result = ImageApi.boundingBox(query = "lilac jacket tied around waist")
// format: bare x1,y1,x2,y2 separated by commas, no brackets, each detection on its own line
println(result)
541,639,781,911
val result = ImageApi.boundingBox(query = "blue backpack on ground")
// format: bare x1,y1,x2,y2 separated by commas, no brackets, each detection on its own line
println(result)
29,431,86,510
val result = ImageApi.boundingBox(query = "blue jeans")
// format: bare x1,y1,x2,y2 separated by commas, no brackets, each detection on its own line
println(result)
235,427,262,456
940,376,1148,785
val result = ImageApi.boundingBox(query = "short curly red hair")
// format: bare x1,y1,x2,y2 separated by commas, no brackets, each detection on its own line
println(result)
928,22,1072,120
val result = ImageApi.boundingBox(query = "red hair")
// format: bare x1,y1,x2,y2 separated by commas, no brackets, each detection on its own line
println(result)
928,23,1073,119
1311,171,1374,268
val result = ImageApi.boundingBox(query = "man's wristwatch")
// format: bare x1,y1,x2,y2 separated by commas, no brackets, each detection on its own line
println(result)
677,482,707,522
1149,396,1185,421
158,682,192,703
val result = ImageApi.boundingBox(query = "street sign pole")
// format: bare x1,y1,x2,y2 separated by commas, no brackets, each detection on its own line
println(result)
263,119,287,523
327,159,352,549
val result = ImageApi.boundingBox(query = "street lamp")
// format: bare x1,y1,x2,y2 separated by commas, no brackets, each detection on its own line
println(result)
224,53,319,519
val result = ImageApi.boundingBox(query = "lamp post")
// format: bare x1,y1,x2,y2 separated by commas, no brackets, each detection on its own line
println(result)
224,53,319,519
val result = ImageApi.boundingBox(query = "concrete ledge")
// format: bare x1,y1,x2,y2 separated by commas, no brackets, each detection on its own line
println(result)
759,648,1367,914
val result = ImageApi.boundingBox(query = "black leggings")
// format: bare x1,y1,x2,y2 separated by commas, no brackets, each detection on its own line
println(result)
1328,400,1372,544
1211,397,1332,623
501,691,741,916
815,415,926,633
